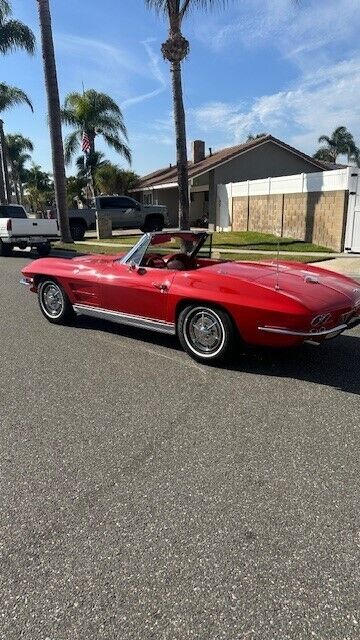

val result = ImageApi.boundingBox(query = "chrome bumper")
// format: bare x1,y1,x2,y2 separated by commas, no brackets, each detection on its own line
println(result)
258,323,349,338
20,277,33,286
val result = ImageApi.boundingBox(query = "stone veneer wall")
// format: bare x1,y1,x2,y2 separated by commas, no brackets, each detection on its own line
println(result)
232,190,347,251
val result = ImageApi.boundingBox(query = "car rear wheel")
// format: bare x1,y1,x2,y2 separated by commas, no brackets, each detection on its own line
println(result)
177,305,233,363
69,221,86,241
38,279,74,324
0,240,12,257
36,243,51,258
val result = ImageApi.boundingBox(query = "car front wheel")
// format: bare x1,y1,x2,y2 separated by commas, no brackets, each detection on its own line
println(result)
177,305,233,363
38,279,74,324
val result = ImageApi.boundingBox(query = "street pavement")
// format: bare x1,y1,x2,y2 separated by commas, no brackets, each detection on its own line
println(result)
1,252,360,640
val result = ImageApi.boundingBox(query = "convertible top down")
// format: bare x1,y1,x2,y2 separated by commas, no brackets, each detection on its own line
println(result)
21,230,360,363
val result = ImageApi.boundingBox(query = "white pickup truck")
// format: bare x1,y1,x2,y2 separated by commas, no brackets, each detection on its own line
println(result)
0,204,60,257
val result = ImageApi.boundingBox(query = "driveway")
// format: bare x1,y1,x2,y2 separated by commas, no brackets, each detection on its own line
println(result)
1,253,359,640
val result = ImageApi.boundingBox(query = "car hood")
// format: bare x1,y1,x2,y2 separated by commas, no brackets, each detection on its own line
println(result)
204,260,359,311
22,253,123,276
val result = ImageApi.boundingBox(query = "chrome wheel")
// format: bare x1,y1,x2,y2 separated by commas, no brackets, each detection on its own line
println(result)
183,307,226,357
40,281,64,319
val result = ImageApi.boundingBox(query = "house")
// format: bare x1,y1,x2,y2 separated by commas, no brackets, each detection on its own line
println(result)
132,134,334,228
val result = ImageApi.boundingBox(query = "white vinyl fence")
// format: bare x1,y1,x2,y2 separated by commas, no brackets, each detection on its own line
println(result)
217,167,360,252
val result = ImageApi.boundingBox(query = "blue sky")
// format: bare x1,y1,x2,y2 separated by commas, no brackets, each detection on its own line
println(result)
2,0,360,177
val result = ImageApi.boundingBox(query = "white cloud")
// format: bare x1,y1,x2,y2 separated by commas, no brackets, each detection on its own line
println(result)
56,34,142,76
192,57,360,155
121,39,166,109
195,0,359,67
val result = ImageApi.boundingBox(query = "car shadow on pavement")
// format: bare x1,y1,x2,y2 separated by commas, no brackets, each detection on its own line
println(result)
224,335,360,396
74,315,360,395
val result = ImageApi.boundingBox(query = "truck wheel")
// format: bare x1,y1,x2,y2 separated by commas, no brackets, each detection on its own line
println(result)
36,243,51,258
177,305,233,363
69,221,86,241
142,216,164,232
38,279,74,325
0,240,12,257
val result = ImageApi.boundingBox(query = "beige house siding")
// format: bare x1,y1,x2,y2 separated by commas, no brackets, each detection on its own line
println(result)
232,190,348,251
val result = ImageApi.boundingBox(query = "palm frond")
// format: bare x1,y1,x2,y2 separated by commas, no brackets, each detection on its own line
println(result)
64,131,81,165
145,0,229,19
0,1,11,20
0,83,33,113
102,133,132,164
62,89,130,158
0,19,35,54
318,135,332,145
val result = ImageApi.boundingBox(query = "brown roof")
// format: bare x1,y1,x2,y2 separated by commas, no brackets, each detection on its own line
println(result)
134,134,332,190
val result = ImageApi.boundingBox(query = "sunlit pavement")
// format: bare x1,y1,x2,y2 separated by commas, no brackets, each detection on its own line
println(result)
1,253,359,640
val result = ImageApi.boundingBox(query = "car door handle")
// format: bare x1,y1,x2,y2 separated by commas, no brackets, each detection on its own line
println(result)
152,282,168,292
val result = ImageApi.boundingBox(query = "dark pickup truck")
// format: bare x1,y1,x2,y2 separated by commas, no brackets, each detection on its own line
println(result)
48,195,168,241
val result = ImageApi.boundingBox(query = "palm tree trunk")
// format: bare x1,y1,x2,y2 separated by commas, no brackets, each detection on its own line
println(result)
37,0,72,243
0,123,8,204
0,121,12,203
13,170,20,204
171,60,190,230
19,179,24,204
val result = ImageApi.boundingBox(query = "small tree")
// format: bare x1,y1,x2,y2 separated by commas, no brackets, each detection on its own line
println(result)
6,133,33,203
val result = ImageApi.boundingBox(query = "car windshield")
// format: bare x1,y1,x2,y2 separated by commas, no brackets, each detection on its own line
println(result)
120,231,210,266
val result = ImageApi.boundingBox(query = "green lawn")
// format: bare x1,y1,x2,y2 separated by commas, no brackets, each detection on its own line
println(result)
53,242,332,264
79,231,333,253
211,231,333,253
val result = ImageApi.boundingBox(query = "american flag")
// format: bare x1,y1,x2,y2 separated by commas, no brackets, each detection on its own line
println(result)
82,131,91,154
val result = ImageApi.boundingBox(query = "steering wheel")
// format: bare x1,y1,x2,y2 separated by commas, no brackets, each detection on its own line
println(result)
144,254,167,269
166,253,193,270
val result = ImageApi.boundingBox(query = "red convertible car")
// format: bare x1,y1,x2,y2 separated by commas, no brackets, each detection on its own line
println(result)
21,230,360,363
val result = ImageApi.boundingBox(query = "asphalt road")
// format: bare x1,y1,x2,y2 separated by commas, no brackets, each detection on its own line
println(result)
1,252,360,640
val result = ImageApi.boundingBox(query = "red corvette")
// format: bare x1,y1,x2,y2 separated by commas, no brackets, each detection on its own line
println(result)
21,230,360,363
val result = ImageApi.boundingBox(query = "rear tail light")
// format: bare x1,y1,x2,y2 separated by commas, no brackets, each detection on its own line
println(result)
6,219,12,231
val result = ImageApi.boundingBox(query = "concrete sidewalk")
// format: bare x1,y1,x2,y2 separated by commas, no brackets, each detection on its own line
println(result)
310,257,360,277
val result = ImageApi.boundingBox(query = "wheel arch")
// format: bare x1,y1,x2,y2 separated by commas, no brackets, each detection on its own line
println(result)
33,274,74,302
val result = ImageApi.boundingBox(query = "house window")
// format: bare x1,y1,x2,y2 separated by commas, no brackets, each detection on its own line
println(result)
143,193,153,205
204,192,209,202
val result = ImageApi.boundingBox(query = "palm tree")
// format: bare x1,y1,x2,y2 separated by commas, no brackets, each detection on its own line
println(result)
0,0,35,55
315,126,359,164
145,0,228,230
0,1,35,203
0,83,33,203
23,163,54,213
37,0,72,242
75,150,109,193
61,89,131,166
24,163,51,190
5,133,33,203
95,163,139,196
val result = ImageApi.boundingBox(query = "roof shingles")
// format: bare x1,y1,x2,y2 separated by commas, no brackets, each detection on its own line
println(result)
135,135,332,190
